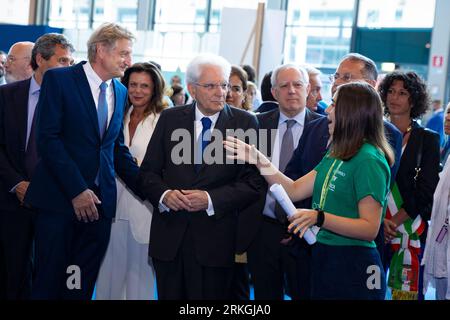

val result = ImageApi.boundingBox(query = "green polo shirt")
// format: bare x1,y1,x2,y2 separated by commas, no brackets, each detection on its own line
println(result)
312,143,391,248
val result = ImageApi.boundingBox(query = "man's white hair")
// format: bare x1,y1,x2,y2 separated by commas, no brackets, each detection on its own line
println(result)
271,63,309,87
300,64,321,78
186,53,231,85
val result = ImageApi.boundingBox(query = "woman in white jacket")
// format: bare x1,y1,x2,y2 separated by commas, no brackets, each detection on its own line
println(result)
96,62,168,300
422,101,450,300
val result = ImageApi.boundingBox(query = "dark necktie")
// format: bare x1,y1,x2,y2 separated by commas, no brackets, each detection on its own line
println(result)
98,82,108,139
274,119,296,224
195,117,212,172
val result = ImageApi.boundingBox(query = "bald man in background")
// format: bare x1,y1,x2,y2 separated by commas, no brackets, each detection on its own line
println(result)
4,42,34,84
0,51,7,85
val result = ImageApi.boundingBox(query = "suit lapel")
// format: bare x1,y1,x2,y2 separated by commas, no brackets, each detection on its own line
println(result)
264,110,280,159
179,104,196,168
304,108,315,125
13,79,31,149
72,62,100,139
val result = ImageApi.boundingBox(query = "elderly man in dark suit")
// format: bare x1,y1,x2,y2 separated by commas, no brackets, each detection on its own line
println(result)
138,53,264,300
240,64,322,300
24,23,140,300
0,33,74,299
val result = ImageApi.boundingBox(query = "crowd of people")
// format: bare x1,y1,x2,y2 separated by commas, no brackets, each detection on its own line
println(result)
0,22,449,300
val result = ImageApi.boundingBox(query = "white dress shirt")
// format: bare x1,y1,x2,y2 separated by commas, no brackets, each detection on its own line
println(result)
83,62,114,127
263,108,306,219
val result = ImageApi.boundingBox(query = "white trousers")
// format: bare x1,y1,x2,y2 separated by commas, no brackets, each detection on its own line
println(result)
95,219,155,300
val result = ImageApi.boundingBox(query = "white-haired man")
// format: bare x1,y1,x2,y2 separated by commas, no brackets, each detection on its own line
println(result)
138,53,265,299
303,65,326,115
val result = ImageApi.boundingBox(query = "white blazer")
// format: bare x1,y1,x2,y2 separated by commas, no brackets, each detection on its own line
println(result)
115,106,160,244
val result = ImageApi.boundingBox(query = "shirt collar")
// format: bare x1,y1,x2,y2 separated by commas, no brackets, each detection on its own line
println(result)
29,75,40,95
195,104,220,125
278,107,306,127
84,61,112,88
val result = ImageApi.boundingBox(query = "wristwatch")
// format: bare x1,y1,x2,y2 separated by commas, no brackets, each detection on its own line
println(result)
315,209,325,227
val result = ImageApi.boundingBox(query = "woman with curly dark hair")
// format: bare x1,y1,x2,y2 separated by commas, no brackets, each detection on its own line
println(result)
378,71,440,300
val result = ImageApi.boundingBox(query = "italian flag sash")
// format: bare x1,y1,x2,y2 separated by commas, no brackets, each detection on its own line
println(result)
386,183,426,300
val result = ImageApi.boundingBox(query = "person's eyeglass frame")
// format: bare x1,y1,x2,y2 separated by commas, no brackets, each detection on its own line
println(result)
193,82,230,91
6,55,31,64
328,72,368,83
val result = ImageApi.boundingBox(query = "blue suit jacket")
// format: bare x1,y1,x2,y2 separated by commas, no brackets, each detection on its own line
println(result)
25,62,139,218
284,117,403,210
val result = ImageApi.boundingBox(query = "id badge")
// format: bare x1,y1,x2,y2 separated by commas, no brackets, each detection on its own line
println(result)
436,225,448,244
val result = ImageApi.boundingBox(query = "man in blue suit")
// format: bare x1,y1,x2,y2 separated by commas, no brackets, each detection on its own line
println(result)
24,23,140,300
0,33,74,300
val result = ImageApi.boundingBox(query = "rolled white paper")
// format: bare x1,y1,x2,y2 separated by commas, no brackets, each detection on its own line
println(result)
269,183,317,245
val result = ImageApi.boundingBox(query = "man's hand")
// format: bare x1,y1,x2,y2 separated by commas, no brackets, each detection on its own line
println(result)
181,190,209,212
163,190,191,211
15,181,30,204
72,189,101,223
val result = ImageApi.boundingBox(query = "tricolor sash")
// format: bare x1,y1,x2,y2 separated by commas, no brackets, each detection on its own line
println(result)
386,183,426,299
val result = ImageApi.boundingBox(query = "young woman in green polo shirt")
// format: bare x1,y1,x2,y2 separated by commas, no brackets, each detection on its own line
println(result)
224,82,394,299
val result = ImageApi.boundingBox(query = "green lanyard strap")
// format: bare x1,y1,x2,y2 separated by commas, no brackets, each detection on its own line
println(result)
319,159,343,210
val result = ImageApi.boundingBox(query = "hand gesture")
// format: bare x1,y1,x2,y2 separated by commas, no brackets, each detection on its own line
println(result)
72,189,101,222
383,218,397,243
15,181,30,204
287,209,318,238
162,190,191,211
181,190,209,212
223,136,261,165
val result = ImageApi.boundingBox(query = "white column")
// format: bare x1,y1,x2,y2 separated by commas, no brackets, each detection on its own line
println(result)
427,0,450,103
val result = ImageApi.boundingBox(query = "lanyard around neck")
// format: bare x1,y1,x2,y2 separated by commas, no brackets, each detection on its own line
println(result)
319,158,343,210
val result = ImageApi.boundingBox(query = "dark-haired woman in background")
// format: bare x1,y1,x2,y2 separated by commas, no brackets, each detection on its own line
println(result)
96,62,168,300
378,71,440,300
170,83,186,106
225,82,393,299
226,65,251,111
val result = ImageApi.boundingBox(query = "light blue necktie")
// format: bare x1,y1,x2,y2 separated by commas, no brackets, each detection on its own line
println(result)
98,82,108,139
95,82,108,186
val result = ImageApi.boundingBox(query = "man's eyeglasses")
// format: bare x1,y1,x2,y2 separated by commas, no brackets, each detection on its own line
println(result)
194,82,229,91
328,72,363,83
6,55,31,64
